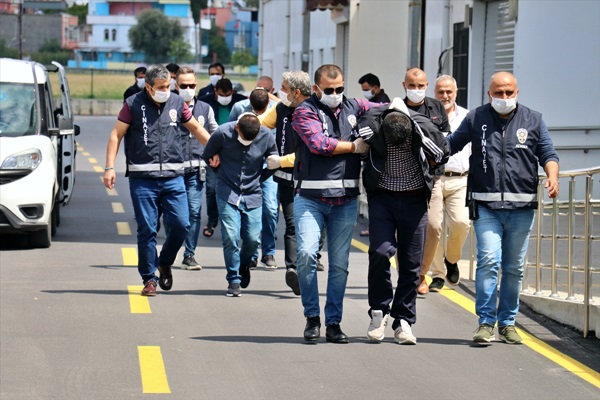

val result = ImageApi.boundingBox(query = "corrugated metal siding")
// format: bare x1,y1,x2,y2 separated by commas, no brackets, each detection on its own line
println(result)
482,0,515,87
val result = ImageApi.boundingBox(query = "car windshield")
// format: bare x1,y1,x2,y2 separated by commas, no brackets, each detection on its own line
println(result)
0,83,37,137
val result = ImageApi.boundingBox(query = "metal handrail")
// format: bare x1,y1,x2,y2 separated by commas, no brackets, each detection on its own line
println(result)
468,166,599,337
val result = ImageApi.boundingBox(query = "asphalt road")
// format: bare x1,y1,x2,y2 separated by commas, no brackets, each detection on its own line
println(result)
1,116,599,400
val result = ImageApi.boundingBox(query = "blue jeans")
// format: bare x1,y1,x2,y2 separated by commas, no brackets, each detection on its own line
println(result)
129,176,190,284
205,167,219,228
183,170,205,258
294,195,357,326
217,196,262,284
474,206,535,327
253,176,278,260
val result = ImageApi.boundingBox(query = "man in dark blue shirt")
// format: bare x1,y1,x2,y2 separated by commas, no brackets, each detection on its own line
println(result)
202,113,278,297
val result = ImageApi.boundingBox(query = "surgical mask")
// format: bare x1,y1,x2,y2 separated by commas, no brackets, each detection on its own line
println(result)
490,96,517,115
278,90,293,107
217,95,232,106
151,88,170,103
209,75,222,86
179,88,195,102
362,90,374,100
136,78,145,89
406,89,426,103
237,135,253,146
169,80,176,91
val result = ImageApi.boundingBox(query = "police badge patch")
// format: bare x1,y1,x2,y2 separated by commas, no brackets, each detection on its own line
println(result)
169,109,177,122
516,128,528,144
347,115,357,127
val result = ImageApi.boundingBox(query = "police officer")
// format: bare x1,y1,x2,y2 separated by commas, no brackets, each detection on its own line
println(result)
447,71,559,345
103,64,213,297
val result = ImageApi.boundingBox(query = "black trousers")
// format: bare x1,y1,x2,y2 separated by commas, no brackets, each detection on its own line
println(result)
278,184,297,269
367,189,428,328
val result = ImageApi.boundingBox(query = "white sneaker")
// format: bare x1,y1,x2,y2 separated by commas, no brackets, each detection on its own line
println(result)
367,310,388,341
394,319,417,345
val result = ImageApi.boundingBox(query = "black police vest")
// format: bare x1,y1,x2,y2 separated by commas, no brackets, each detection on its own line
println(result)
467,103,543,209
293,94,363,198
124,90,187,178
273,102,296,186
181,99,211,174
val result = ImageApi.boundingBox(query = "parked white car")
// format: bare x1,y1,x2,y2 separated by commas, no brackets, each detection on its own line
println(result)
0,58,79,248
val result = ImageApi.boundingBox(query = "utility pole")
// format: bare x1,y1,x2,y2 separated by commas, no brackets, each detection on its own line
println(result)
18,0,23,59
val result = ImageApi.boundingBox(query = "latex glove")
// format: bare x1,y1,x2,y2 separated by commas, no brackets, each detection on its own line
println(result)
266,155,281,170
353,138,370,154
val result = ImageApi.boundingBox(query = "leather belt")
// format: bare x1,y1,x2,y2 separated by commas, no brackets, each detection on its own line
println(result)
444,171,468,177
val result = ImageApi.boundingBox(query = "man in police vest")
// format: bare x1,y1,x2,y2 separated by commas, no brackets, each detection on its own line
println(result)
290,64,375,344
103,64,213,297
263,70,312,295
448,72,559,345
175,66,219,270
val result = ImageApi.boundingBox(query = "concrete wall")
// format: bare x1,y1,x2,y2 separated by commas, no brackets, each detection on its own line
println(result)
0,14,63,53
72,99,122,116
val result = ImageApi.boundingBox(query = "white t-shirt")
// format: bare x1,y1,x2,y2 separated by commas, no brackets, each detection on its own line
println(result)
444,104,470,174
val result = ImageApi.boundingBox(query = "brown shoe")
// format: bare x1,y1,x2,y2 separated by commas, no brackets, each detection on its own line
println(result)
417,275,429,295
141,280,157,296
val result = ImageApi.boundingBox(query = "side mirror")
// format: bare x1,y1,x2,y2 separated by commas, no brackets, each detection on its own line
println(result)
48,127,60,137
74,124,81,136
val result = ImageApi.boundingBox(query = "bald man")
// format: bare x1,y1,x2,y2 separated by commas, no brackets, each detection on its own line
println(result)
402,68,450,294
447,71,559,345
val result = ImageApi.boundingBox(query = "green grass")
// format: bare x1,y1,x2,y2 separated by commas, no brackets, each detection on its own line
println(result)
50,71,258,100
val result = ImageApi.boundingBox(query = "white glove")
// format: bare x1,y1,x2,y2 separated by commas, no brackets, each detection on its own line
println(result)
353,138,370,154
266,155,281,170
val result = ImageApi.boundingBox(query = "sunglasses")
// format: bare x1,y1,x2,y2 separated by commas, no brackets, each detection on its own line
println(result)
318,85,345,95
179,83,197,89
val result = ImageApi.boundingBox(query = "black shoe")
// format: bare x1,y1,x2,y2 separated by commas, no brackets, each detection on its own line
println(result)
304,316,321,343
240,264,251,288
157,266,172,291
445,258,460,285
429,277,445,292
249,258,258,270
325,324,349,344
285,268,301,296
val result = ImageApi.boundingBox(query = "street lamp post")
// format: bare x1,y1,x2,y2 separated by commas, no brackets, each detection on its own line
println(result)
90,67,94,99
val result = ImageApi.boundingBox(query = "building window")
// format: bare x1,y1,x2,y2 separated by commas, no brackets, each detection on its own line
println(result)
104,29,109,41
453,22,469,108
112,29,117,41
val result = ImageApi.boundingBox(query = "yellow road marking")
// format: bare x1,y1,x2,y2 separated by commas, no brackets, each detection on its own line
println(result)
352,238,600,389
81,151,90,156
112,202,125,213
138,346,170,393
122,247,138,266
88,157,98,164
105,188,118,196
128,285,151,314
116,222,132,235
93,165,104,173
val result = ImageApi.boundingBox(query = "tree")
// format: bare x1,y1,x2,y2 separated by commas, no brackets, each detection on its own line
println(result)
129,10,185,64
203,25,230,64
66,4,88,25
231,49,257,68
168,39,193,64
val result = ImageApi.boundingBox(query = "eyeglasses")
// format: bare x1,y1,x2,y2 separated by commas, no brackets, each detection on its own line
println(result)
318,85,344,95
178,83,197,89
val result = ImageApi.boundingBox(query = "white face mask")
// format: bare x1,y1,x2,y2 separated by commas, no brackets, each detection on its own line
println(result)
209,75,222,86
169,79,176,91
406,89,426,104
490,96,518,115
136,78,145,89
237,135,253,146
278,90,293,107
362,90,374,100
150,88,170,103
179,88,195,102
217,95,232,106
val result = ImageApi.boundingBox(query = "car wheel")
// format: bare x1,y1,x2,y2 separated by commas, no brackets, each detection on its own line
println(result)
30,227,51,248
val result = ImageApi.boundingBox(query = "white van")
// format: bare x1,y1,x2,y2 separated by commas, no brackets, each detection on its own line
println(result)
0,59,79,248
